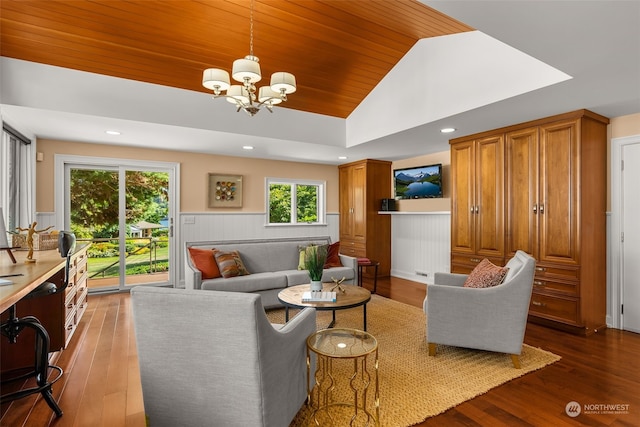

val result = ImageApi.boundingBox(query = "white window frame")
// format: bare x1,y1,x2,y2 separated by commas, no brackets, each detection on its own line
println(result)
265,177,326,226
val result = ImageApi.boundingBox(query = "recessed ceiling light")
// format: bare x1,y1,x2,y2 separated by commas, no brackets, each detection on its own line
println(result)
440,128,456,134
242,145,254,150
105,130,121,135
338,156,347,160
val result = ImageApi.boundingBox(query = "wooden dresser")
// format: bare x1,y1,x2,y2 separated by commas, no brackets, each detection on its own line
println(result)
450,110,609,335
338,159,392,276
1,244,90,372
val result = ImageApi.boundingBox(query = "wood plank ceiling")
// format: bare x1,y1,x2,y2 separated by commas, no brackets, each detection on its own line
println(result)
0,0,473,118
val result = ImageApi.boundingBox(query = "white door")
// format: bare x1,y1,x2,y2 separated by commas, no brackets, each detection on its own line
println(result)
622,142,640,333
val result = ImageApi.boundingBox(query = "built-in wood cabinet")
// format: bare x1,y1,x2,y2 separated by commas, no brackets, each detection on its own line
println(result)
450,134,505,272
339,159,391,276
62,245,89,347
451,110,609,335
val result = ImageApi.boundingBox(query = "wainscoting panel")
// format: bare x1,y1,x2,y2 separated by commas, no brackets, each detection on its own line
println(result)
389,212,451,284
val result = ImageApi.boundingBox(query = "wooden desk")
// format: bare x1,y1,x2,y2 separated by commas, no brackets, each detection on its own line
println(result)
1,245,89,372
1,249,68,314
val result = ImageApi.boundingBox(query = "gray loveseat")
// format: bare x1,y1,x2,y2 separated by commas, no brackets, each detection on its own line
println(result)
184,236,357,308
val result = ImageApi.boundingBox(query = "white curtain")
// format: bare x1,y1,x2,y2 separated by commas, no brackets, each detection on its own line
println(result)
0,125,34,233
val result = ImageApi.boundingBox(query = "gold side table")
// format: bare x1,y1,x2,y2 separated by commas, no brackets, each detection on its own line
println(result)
306,328,379,426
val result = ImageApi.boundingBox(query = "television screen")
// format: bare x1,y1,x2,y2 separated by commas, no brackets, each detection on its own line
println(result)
394,164,443,199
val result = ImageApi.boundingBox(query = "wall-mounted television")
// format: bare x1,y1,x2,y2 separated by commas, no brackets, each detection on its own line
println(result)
394,164,443,199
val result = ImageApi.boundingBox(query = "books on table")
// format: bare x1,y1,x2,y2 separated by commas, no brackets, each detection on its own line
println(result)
302,291,337,303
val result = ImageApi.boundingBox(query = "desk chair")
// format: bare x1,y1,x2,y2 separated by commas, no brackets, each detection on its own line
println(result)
1,231,76,417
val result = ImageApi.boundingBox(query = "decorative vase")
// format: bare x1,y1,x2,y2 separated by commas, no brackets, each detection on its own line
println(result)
310,280,323,292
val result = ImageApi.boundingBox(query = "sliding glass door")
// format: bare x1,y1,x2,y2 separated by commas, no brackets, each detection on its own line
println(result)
57,156,178,293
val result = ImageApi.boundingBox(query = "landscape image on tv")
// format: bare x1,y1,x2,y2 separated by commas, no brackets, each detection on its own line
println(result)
394,164,443,199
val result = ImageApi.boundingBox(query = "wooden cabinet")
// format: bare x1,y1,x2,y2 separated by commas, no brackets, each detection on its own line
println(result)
450,134,505,273
451,110,609,335
62,246,89,347
1,244,90,373
339,159,391,276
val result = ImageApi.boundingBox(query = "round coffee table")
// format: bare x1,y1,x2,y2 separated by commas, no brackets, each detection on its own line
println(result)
278,284,371,331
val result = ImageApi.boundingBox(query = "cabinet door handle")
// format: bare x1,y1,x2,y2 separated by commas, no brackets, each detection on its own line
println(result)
470,206,475,213
535,266,546,272
532,300,546,307
540,204,544,214
533,204,537,214
475,206,479,214
533,280,544,286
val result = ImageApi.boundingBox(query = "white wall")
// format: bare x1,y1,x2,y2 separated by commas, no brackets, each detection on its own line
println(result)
387,212,451,284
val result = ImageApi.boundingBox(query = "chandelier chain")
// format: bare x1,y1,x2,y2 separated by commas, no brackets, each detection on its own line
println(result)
249,0,254,57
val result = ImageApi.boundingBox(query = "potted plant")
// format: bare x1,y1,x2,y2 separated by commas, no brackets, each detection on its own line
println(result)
305,245,327,292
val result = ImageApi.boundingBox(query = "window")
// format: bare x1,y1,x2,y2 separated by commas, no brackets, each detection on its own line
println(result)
1,124,33,232
266,178,325,225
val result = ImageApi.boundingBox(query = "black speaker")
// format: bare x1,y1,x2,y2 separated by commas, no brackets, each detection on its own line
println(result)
381,198,396,211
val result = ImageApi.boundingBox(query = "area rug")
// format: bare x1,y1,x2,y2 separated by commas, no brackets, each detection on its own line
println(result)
266,294,561,427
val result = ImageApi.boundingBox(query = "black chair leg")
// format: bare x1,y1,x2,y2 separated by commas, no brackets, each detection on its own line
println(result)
41,387,63,417
1,309,64,418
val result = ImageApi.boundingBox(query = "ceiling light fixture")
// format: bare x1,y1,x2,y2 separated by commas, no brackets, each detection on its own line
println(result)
440,128,456,133
105,130,121,135
202,0,296,116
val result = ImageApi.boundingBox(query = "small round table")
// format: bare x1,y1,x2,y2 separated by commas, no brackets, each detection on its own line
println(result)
306,328,380,426
278,284,371,331
358,259,379,294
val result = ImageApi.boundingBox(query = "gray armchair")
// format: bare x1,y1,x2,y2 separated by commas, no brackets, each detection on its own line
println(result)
423,250,535,368
131,286,316,427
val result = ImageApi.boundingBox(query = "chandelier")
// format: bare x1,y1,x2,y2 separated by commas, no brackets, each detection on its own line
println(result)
202,0,296,116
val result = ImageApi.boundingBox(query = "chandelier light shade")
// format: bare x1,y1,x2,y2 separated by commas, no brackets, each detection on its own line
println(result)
202,0,296,116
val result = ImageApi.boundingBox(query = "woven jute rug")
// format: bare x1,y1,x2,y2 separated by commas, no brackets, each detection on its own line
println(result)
267,294,560,427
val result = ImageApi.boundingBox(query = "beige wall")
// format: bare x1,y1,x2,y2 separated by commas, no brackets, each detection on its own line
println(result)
610,113,640,138
35,139,340,213
391,151,451,212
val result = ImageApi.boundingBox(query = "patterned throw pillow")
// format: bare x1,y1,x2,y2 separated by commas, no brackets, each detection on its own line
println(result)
323,241,343,268
187,247,221,279
214,250,250,278
463,258,509,288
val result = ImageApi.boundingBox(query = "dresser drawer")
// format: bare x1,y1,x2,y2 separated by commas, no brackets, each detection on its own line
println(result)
451,254,505,268
76,287,88,322
64,309,77,347
529,293,579,325
532,277,578,296
64,283,76,308
340,239,366,257
534,264,579,281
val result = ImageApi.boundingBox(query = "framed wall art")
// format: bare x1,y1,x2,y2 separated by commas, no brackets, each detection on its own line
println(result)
208,174,243,208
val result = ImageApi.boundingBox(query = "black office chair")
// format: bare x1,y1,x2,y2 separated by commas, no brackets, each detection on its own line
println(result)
1,231,76,417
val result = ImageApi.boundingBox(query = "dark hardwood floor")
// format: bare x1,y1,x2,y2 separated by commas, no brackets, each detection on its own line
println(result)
2,276,639,426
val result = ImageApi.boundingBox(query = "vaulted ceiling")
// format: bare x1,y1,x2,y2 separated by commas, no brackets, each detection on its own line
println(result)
0,0,472,118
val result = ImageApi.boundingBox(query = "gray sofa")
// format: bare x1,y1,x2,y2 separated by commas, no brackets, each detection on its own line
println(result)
184,236,357,308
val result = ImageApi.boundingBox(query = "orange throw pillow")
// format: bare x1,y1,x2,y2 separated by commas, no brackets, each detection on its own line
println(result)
188,247,221,279
323,241,343,268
